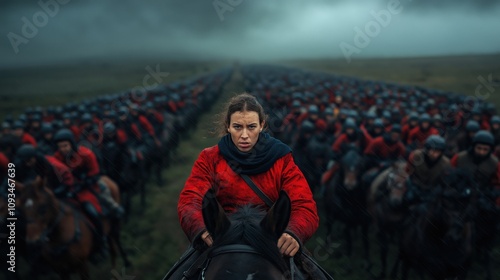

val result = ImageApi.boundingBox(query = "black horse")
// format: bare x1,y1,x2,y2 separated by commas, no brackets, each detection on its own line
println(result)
200,189,302,280
394,169,474,280
100,140,141,223
324,147,371,271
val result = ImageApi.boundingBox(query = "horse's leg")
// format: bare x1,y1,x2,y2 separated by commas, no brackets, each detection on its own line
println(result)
111,219,132,268
344,226,352,260
361,221,371,272
485,248,492,280
401,259,410,280
377,230,388,279
77,262,90,280
389,255,400,280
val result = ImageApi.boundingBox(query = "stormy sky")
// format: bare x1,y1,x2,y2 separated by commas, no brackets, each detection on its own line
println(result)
1,0,500,67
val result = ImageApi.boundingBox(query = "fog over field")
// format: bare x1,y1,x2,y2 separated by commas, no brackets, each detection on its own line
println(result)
1,0,499,67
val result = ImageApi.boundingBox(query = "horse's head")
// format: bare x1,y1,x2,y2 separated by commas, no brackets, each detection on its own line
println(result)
386,161,409,207
341,149,363,190
201,189,293,279
20,176,60,245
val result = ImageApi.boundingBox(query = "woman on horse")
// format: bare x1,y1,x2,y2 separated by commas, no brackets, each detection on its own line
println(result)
175,93,322,278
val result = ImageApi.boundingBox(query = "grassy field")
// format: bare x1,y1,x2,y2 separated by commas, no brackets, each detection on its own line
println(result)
3,54,500,279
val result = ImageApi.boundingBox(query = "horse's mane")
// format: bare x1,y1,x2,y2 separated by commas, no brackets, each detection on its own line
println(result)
211,205,289,273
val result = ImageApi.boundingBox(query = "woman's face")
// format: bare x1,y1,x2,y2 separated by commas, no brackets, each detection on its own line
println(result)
228,111,264,152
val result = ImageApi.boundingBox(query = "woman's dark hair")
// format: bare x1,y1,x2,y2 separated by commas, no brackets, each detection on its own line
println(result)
216,93,267,136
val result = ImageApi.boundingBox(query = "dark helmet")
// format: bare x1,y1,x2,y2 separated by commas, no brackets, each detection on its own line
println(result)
103,122,116,134
465,120,480,133
424,135,446,151
40,123,54,134
365,111,377,120
490,115,500,125
432,114,442,122
344,118,357,130
382,110,391,119
2,122,10,130
62,112,71,120
118,106,128,116
419,113,431,123
12,121,24,130
16,144,37,161
292,100,301,108
53,128,76,149
308,105,319,115
408,112,419,122
472,130,494,147
391,124,402,133
300,120,315,133
324,107,334,116
373,118,384,128
81,113,92,123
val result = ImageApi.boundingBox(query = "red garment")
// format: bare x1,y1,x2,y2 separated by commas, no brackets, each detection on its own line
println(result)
68,125,81,141
402,124,416,144
178,146,319,243
364,136,405,160
45,155,75,189
138,115,155,136
21,132,37,147
153,111,164,124
54,146,101,212
116,129,128,144
332,133,370,154
407,126,439,147
0,152,9,181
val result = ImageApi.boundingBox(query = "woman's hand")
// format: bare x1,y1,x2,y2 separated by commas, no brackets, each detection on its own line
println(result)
201,230,213,247
277,232,300,257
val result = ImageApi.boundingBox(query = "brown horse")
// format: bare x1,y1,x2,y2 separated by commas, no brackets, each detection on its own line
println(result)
19,175,130,279
367,160,409,279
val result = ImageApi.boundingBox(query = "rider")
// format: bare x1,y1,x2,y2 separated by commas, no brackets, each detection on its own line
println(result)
37,123,57,155
457,120,480,151
402,112,419,144
53,129,112,259
11,121,37,147
14,144,74,198
331,117,371,159
450,130,500,207
362,125,406,185
407,113,439,149
405,135,451,205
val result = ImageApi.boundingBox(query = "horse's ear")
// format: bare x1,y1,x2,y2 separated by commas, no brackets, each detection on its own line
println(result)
260,190,291,239
202,189,230,238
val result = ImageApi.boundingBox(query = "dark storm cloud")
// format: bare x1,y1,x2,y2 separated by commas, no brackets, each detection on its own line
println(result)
1,0,499,67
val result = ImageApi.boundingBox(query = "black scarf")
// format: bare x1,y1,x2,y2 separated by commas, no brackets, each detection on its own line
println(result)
218,132,291,175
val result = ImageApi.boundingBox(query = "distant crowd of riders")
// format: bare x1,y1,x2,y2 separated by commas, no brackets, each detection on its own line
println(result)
242,65,499,279
0,69,232,267
1,64,499,278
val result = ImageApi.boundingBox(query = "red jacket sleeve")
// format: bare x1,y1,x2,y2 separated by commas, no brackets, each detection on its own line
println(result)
22,133,37,147
117,130,128,144
139,115,155,136
407,128,418,145
178,149,215,242
81,148,100,177
332,134,347,152
364,138,378,156
450,154,458,167
280,154,319,243
46,156,75,187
